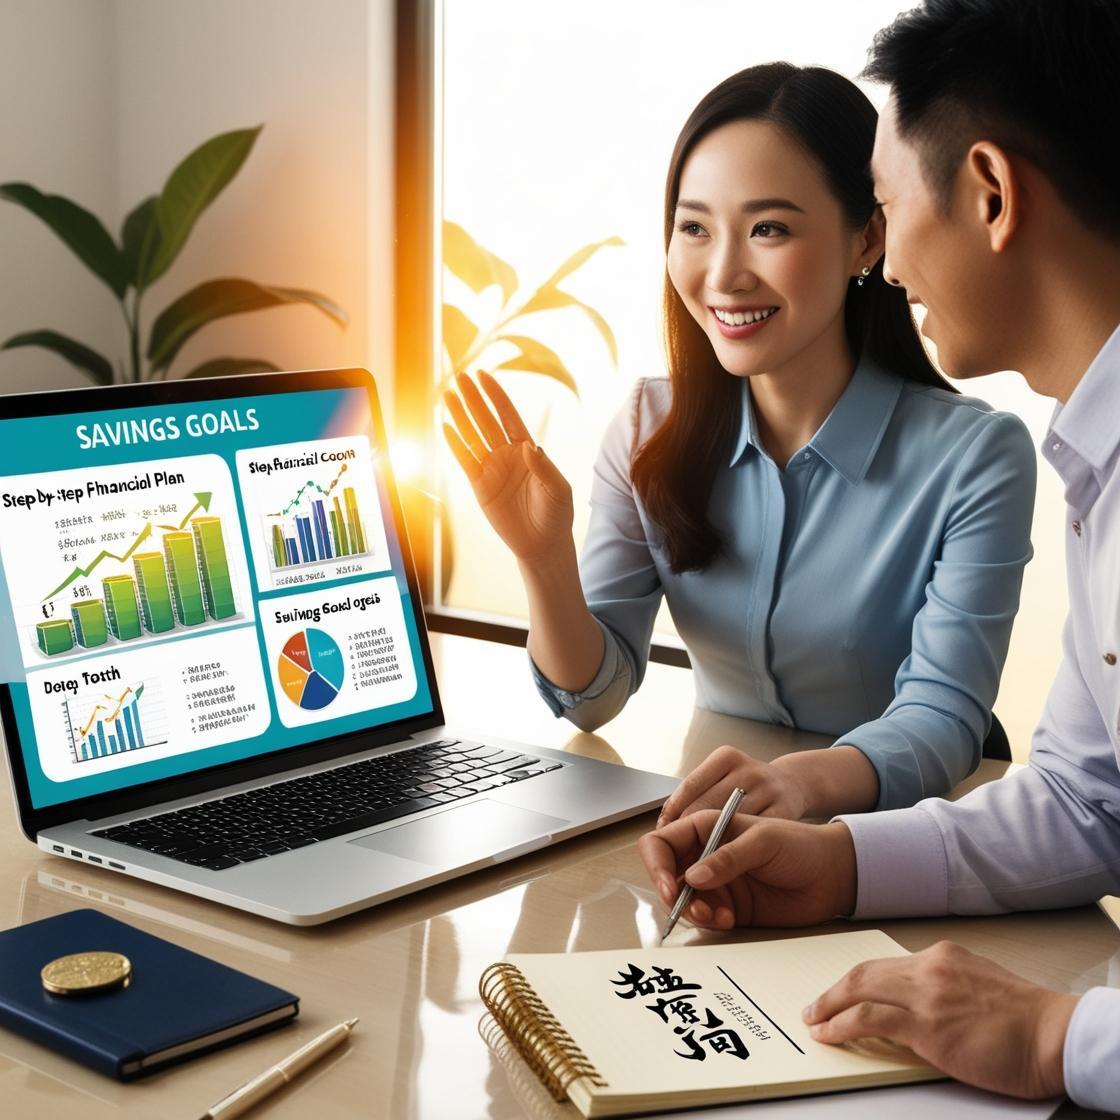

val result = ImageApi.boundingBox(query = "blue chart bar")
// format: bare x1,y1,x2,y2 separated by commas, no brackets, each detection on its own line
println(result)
286,537,298,564
129,701,145,748
296,515,316,563
70,687,162,765
312,500,333,560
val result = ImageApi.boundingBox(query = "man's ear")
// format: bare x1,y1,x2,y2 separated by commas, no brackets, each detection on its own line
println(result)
858,205,887,271
964,141,1020,253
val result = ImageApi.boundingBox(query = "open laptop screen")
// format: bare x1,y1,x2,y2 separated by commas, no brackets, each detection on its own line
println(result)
0,372,436,812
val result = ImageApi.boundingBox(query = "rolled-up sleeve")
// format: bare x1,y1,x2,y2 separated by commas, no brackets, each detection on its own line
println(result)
838,413,1037,809
531,380,665,731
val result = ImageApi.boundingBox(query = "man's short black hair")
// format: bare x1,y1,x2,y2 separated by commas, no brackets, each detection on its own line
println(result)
864,0,1120,239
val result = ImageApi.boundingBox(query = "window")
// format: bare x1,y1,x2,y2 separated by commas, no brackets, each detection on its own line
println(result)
402,0,934,645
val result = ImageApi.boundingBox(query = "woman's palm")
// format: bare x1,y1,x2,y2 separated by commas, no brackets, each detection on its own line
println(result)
443,371,574,564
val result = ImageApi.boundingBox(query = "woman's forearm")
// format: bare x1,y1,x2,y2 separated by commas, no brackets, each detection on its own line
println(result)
772,745,880,818
521,544,605,693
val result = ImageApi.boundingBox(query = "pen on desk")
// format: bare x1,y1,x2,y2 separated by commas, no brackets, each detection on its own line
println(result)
200,1018,358,1120
660,787,744,944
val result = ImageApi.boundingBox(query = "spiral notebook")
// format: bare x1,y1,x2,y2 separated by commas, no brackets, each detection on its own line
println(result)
479,929,942,1118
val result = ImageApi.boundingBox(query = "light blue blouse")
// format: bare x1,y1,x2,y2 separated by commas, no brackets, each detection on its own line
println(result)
532,358,1037,810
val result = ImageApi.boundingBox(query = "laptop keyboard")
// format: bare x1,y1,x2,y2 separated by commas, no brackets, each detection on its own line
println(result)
90,739,561,870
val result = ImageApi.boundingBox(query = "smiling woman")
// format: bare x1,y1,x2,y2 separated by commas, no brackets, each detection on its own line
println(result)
443,62,1037,822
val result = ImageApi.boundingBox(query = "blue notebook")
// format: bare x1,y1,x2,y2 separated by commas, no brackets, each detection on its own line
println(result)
0,908,298,1079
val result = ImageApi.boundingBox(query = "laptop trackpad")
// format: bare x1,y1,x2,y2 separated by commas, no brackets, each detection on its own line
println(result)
348,799,570,865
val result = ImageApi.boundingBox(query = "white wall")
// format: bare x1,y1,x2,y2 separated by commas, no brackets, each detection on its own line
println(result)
0,0,119,391
0,0,395,402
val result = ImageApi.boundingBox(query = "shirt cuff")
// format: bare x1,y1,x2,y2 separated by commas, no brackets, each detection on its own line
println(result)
529,619,623,716
836,806,950,918
1064,986,1120,1112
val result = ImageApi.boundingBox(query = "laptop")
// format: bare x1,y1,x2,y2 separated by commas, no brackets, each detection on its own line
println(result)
0,369,677,924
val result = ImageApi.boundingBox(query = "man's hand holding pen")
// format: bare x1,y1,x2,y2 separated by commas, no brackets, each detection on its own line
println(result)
639,813,859,930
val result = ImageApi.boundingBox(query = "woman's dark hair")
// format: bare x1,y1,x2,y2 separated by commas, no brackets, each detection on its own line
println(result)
631,62,950,574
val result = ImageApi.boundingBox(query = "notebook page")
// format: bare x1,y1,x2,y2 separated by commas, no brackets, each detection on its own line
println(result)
507,929,937,1110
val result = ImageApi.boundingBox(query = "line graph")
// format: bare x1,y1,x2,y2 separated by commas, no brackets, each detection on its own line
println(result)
268,463,349,517
64,679,168,765
43,491,213,601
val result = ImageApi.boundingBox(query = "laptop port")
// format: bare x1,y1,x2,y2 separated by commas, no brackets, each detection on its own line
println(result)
87,855,102,864
108,861,125,871
51,844,63,853
69,849,82,857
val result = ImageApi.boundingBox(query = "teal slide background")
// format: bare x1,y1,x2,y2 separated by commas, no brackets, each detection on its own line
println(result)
0,387,435,808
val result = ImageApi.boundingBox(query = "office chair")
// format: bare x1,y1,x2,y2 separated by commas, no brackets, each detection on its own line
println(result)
981,712,1012,762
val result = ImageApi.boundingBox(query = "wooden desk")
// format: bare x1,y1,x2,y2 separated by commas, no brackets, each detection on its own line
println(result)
0,633,1115,1118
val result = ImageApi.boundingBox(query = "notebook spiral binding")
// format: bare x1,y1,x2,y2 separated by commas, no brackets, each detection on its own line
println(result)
479,963,608,1102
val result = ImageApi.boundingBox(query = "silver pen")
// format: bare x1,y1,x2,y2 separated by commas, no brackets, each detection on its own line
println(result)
660,787,745,943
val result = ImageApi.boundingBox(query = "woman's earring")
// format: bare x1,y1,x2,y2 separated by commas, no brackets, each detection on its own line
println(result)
857,265,871,288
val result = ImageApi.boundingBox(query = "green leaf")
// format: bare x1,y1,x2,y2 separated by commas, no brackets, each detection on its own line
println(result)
443,221,518,303
140,126,263,288
0,183,127,299
441,303,479,370
491,335,579,397
537,234,623,293
120,196,158,290
1,330,114,385
516,288,618,365
180,357,282,379
147,278,348,372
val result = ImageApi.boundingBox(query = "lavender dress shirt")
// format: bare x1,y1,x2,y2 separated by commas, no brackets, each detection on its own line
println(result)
840,324,1120,1113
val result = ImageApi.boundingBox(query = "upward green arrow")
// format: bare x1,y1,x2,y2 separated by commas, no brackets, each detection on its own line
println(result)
44,492,215,603
157,491,212,531
43,522,154,601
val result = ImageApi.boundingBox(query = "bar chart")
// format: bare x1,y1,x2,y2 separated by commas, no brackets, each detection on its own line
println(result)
236,438,389,592
64,681,168,765
34,512,239,658
265,466,370,571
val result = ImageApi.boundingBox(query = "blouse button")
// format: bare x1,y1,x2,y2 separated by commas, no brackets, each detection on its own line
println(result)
1105,652,1117,666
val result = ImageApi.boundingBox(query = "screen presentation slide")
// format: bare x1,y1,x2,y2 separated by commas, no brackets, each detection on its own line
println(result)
0,454,254,667
258,575,417,728
235,437,390,592
0,454,269,782
25,629,270,783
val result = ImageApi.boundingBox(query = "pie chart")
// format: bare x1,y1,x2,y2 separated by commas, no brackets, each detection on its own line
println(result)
277,628,345,710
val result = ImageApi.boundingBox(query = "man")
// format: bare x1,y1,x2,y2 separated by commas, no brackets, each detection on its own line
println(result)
639,0,1120,1111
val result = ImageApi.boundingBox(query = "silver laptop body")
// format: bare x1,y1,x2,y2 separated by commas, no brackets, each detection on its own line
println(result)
0,369,676,924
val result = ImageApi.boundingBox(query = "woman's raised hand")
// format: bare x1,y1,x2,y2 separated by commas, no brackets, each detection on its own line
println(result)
442,371,574,565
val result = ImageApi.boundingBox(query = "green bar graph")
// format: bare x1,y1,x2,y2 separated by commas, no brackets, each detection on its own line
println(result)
36,619,74,655
133,552,176,633
71,599,108,647
271,523,286,568
329,508,344,556
163,531,206,626
191,517,235,620
343,487,365,553
332,496,350,555
102,574,142,640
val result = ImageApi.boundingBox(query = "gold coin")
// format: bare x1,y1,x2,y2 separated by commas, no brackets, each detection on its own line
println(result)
41,951,132,996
